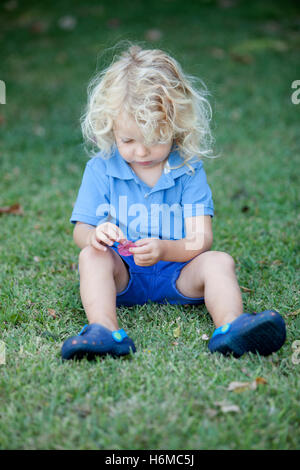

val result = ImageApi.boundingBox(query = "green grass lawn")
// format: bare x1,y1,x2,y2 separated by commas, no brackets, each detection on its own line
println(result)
0,0,299,450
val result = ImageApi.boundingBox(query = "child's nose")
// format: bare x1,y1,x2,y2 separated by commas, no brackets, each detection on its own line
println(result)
135,143,149,157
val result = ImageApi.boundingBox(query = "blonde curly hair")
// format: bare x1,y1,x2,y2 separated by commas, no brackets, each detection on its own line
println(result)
81,43,215,170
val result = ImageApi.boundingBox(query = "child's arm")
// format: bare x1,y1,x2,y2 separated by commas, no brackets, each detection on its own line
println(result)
73,222,96,249
160,215,213,263
73,221,126,251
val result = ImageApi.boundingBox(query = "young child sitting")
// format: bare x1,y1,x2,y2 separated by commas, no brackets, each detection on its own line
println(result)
61,45,286,361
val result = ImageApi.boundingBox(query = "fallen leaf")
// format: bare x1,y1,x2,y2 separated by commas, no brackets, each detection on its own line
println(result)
107,18,120,29
272,259,283,266
0,203,24,215
215,401,240,413
287,309,300,317
58,16,77,30
230,52,253,64
228,377,267,392
258,259,268,265
227,380,257,392
30,21,48,34
201,334,210,341
173,325,181,338
47,308,57,319
255,377,267,386
240,285,254,293
220,404,240,413
145,29,163,41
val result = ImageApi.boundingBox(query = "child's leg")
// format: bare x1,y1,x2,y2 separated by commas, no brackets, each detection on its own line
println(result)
78,245,130,331
176,250,286,356
176,251,243,328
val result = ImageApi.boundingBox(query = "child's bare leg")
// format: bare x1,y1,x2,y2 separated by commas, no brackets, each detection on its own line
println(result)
78,246,130,331
176,251,243,328
201,252,243,327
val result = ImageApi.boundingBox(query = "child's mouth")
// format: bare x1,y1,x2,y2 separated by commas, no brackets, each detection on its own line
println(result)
136,161,153,166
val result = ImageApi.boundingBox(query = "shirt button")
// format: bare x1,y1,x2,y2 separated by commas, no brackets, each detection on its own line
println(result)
144,193,148,198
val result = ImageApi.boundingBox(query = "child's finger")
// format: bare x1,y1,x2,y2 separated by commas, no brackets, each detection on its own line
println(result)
129,245,148,254
91,239,108,252
96,231,114,246
104,226,125,243
115,228,126,242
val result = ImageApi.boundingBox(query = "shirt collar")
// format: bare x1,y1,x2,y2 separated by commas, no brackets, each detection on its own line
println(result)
105,146,196,192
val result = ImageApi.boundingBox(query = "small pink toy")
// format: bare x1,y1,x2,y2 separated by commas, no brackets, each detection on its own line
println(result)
117,240,136,257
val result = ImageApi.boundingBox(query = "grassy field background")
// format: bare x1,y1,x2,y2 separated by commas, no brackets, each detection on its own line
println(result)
0,0,299,450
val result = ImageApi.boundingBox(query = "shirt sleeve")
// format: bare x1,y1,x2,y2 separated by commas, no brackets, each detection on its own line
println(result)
70,158,110,226
181,161,214,218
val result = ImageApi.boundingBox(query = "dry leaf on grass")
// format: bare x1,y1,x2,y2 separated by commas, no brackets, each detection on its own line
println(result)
47,308,57,319
220,404,241,413
215,401,240,413
230,52,253,64
173,326,181,338
107,18,120,29
228,377,267,392
58,16,77,30
145,29,163,41
240,286,254,293
201,334,210,341
0,203,24,215
287,309,300,317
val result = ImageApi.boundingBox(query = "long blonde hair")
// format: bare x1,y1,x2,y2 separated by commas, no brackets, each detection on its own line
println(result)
81,43,215,170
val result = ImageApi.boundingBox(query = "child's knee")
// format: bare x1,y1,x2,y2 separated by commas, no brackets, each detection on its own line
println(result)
202,250,235,271
78,245,115,269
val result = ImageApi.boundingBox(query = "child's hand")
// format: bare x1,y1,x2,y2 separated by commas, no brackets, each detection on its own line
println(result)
89,222,126,251
128,238,164,266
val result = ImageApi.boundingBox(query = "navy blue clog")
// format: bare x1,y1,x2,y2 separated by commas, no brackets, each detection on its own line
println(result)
208,310,286,358
61,323,136,360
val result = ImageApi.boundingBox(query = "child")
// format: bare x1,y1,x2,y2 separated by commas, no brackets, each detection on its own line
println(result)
61,45,286,361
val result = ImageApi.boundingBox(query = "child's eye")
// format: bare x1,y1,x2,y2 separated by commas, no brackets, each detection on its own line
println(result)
122,139,133,144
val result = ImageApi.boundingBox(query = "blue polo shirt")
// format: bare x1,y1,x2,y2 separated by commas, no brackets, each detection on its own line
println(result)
70,147,214,241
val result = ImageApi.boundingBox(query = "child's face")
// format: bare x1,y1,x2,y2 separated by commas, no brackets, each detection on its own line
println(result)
113,113,173,171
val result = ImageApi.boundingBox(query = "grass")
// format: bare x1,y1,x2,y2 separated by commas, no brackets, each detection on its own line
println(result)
0,0,300,450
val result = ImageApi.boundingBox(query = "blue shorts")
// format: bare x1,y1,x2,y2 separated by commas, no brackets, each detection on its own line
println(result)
110,245,205,307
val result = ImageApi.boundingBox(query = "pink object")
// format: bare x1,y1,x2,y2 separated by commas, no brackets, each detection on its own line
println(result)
117,240,136,257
